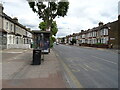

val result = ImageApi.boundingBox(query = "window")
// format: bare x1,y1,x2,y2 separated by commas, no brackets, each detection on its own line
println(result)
6,22,9,30
100,30,103,35
105,37,108,44
13,36,14,44
24,38,25,44
94,39,96,44
104,29,108,35
11,24,13,31
16,37,18,44
9,36,11,44
15,26,18,32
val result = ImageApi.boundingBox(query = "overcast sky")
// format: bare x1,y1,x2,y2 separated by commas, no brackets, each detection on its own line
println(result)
1,0,119,38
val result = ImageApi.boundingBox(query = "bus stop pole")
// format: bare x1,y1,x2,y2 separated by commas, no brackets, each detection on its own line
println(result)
41,33,44,61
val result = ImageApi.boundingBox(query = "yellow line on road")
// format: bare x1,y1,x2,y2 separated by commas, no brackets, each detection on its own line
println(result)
59,58,83,88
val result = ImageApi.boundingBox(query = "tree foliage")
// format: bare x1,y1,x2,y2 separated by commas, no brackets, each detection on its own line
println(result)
50,36,56,47
28,0,69,30
70,38,76,45
39,21,58,36
28,0,69,48
51,21,58,36
39,22,47,31
51,36,56,42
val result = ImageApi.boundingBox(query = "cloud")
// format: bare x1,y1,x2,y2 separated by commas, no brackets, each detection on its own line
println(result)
2,0,40,30
55,0,119,37
1,0,119,38
56,31,68,38
118,1,120,15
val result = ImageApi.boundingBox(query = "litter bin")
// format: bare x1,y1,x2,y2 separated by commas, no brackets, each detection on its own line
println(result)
32,49,41,65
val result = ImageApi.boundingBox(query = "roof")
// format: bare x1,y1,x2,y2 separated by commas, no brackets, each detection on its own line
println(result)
32,30,51,34
3,13,31,32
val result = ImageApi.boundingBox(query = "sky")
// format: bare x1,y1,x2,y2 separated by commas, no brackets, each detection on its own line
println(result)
1,0,119,38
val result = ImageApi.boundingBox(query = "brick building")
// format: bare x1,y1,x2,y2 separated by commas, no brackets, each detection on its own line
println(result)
60,19,119,49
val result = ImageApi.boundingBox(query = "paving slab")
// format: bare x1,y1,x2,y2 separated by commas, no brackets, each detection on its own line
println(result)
2,49,66,88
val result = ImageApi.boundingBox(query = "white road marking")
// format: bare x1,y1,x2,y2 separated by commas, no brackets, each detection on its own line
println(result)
78,64,88,71
84,64,97,71
56,54,59,57
92,56,117,65
6,52,23,53
82,67,88,71
68,64,80,72
71,69,80,72
59,57,83,88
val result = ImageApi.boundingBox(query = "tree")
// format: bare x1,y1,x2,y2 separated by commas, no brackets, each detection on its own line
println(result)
61,38,65,43
39,22,47,31
39,21,58,36
28,0,69,48
28,0,69,31
70,38,76,45
51,21,58,36
50,36,56,47
39,21,58,48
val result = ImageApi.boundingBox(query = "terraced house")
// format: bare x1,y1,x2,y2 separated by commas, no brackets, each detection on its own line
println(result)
0,3,33,49
61,18,119,49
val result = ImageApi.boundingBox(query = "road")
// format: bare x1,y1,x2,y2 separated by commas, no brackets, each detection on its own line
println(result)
53,44,118,88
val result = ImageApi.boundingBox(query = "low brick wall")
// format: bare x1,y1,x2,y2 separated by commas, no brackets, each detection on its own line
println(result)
7,44,30,49
81,44,109,48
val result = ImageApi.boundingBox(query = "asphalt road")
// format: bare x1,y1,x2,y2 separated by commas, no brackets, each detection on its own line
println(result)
54,44,118,88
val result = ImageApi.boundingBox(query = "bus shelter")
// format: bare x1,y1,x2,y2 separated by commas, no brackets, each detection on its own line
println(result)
32,30,51,54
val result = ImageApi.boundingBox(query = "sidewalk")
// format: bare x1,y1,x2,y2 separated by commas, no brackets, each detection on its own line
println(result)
66,44,120,53
2,49,67,88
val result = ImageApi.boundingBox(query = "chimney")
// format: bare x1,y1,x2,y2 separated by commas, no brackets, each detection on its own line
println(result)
81,30,84,32
13,17,18,22
0,3,3,14
98,22,104,26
